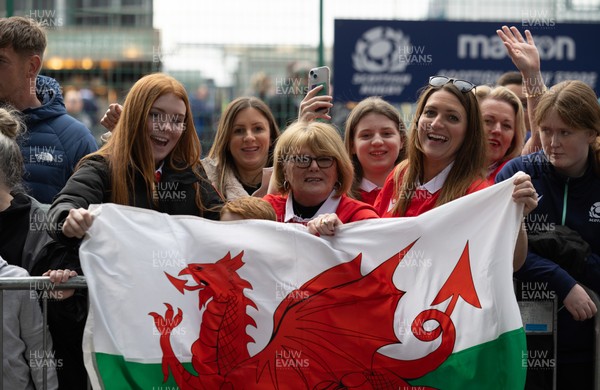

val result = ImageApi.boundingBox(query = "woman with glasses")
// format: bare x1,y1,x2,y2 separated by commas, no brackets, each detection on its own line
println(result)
299,88,407,205
264,120,378,236
374,75,538,269
475,85,527,182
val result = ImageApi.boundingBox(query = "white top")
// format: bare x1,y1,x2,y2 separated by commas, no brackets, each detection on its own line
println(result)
360,177,380,192
155,162,164,176
417,161,455,194
387,161,455,212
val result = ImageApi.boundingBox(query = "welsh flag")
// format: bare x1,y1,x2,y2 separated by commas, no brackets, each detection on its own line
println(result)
80,173,527,389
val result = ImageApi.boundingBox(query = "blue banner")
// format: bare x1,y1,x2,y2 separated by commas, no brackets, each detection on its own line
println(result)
333,19,599,103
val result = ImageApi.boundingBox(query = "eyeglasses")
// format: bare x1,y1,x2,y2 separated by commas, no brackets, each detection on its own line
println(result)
292,155,335,169
429,76,476,93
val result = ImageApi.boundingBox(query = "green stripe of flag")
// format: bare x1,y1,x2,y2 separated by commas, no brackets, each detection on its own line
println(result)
409,328,527,390
95,353,196,390
95,328,526,389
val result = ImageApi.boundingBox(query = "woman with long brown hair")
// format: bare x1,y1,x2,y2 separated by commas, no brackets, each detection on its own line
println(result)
203,97,279,199
374,76,537,270
49,73,223,241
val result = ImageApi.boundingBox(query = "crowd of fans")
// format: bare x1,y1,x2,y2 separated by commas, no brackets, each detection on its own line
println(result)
0,16,598,390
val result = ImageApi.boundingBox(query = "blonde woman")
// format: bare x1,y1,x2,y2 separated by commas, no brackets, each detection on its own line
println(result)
475,85,526,181
265,120,378,236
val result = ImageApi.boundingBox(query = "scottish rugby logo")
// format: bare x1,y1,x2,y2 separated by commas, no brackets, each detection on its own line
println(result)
590,202,600,221
353,27,410,73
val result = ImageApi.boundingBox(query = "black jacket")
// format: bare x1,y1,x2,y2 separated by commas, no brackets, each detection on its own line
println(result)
0,193,52,272
48,156,223,246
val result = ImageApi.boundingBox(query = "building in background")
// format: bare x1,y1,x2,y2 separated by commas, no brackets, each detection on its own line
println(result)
3,0,600,148
427,0,600,21
1,0,159,139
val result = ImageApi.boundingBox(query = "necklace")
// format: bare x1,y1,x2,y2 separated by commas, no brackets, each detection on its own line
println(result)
238,170,263,187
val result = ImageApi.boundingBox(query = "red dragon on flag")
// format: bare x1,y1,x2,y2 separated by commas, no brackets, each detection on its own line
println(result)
149,241,481,389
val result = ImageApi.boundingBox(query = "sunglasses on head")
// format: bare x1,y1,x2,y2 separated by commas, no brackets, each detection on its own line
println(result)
429,76,476,93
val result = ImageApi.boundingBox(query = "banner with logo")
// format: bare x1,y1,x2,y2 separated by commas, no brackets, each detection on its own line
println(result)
80,174,527,389
333,19,600,103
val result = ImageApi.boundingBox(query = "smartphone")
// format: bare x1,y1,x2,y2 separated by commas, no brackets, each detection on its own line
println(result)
308,66,331,114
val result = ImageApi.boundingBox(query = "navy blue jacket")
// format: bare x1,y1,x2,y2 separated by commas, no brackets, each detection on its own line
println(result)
497,151,600,363
20,75,98,204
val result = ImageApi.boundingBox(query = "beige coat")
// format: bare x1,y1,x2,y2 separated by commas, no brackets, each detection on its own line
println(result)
202,158,270,200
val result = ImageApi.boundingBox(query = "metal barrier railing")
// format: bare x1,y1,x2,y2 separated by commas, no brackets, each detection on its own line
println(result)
0,276,88,390
582,286,600,390
517,279,600,390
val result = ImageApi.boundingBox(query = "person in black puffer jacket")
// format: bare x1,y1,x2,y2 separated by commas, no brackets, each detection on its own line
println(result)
45,73,224,390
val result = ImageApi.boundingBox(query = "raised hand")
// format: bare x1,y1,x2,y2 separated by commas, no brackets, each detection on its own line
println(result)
100,103,123,131
298,85,333,122
496,26,541,78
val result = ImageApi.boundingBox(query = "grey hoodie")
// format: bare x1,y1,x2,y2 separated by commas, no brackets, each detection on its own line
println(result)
0,257,58,389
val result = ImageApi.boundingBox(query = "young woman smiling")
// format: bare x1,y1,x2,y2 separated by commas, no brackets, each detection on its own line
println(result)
344,97,406,205
204,97,280,199
374,75,538,271
299,89,406,205
49,73,223,242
